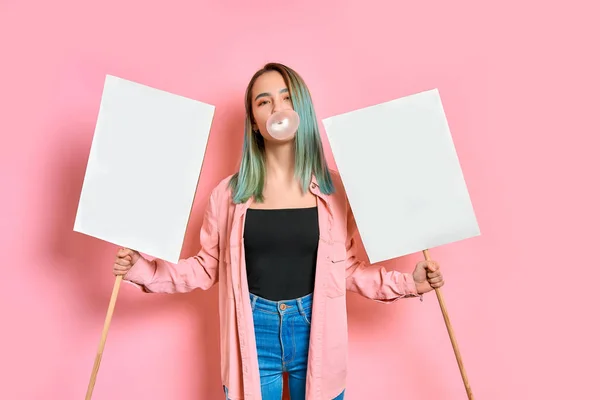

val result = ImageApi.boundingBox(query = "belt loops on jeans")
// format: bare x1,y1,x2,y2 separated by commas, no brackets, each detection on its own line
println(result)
250,293,257,311
296,297,305,316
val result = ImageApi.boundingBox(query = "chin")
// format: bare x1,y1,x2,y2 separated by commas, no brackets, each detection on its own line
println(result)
265,134,296,144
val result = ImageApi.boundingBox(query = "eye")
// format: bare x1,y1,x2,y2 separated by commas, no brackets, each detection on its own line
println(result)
257,99,270,107
283,95,291,101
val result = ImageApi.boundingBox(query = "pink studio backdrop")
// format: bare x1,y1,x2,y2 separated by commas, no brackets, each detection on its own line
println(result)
1,1,598,399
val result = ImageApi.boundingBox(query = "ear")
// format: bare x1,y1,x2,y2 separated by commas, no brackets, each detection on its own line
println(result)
251,119,260,132
249,113,257,132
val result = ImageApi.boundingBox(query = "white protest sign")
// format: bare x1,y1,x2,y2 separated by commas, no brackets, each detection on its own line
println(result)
74,75,215,263
322,88,480,264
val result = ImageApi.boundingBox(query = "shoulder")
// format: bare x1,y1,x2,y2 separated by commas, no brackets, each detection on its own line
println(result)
327,169,348,200
206,174,236,205
213,174,236,193
328,169,343,188
324,168,351,215
323,169,355,236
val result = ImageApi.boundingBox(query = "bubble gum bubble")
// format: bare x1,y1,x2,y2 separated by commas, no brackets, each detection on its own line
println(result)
266,110,300,140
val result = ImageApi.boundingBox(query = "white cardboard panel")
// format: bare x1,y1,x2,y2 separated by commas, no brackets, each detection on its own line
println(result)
74,75,215,263
322,88,480,263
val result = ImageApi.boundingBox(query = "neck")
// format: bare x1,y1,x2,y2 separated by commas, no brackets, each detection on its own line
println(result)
264,140,296,182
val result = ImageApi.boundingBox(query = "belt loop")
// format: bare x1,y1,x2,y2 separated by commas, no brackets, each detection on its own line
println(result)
296,297,305,316
250,294,257,311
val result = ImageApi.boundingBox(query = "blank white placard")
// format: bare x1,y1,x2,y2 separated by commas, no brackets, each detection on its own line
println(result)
322,88,480,264
74,75,215,263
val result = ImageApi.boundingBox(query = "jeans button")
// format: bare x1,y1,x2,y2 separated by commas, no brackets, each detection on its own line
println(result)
279,304,287,311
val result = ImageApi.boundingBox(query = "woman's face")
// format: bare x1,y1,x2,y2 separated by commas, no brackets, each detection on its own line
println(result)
250,71,294,142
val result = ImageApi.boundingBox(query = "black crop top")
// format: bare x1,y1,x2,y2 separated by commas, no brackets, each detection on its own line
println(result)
243,207,319,301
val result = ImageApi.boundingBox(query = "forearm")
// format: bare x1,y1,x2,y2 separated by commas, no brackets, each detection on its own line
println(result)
346,259,420,302
344,201,420,302
124,251,219,294
124,188,221,294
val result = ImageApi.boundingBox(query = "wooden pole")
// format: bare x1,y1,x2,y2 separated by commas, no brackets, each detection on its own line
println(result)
85,275,123,399
422,249,474,399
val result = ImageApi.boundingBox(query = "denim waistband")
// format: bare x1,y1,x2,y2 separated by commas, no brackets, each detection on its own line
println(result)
249,292,313,315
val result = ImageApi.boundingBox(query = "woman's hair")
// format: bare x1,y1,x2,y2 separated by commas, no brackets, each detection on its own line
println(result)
229,62,334,204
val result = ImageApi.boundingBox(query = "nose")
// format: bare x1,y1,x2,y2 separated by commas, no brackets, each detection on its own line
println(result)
272,97,290,113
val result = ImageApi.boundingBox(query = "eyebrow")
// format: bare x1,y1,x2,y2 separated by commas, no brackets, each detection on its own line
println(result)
254,88,289,101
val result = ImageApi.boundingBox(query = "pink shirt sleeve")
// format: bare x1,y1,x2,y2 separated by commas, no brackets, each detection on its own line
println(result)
123,190,220,293
343,201,421,302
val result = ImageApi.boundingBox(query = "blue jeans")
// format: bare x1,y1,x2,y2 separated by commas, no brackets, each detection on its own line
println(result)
225,292,345,400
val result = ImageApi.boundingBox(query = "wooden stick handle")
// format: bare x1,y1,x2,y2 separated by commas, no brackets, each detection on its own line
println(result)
85,274,123,400
423,249,474,400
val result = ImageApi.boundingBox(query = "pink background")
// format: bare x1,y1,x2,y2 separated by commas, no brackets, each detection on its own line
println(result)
1,1,598,399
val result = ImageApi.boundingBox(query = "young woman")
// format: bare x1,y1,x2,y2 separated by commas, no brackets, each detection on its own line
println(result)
113,62,444,400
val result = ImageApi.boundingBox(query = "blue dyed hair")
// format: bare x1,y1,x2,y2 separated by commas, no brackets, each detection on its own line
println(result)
229,62,334,203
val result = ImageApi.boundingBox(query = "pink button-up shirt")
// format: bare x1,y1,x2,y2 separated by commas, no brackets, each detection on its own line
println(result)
124,171,420,399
